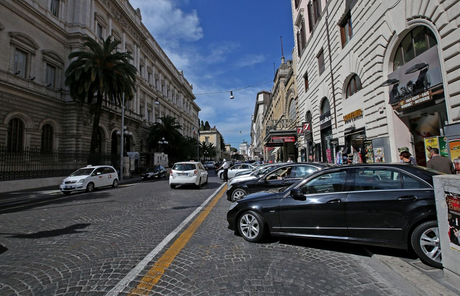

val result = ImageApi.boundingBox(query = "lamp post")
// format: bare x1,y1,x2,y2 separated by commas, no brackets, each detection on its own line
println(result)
158,137,168,152
119,93,125,181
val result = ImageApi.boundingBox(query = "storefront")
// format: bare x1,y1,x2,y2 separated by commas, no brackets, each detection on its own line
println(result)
264,130,297,162
385,27,446,166
319,99,336,163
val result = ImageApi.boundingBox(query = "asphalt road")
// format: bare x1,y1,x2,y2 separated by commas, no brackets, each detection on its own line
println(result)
0,172,459,295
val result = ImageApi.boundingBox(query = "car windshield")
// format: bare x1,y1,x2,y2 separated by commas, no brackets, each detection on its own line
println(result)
70,168,94,176
146,166,161,172
173,164,196,171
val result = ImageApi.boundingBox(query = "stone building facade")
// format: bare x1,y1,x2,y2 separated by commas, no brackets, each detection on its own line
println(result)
261,57,299,163
291,0,460,165
0,0,200,176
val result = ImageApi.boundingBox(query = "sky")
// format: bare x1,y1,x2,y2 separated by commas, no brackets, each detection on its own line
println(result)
129,0,295,149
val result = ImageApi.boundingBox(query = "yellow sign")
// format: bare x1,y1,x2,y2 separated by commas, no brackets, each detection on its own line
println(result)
343,109,363,122
424,137,439,162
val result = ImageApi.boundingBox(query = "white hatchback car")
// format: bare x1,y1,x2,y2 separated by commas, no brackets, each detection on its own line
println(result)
169,161,208,189
60,165,119,195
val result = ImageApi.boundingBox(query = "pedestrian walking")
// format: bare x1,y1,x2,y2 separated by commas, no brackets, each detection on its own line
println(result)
219,159,230,182
399,149,417,165
426,148,454,174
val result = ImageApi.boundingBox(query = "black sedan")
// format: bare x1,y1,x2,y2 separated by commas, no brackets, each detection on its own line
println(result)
227,163,442,268
226,162,332,202
141,165,167,180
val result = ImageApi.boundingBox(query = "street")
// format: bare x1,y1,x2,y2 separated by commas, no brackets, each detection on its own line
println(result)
0,172,455,295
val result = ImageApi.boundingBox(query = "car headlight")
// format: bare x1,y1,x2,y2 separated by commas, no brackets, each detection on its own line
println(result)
229,202,238,211
77,178,85,184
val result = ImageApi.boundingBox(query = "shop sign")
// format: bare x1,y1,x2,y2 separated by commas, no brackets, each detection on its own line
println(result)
399,91,432,110
302,122,311,132
387,46,443,107
271,136,296,143
297,127,303,135
320,111,331,129
343,109,363,122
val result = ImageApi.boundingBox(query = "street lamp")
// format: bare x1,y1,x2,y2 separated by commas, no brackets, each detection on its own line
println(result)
119,93,125,181
117,93,133,181
158,137,168,152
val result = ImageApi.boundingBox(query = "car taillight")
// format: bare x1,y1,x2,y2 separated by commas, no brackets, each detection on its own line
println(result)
194,170,198,175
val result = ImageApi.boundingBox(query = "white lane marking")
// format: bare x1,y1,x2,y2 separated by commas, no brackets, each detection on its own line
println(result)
106,183,226,295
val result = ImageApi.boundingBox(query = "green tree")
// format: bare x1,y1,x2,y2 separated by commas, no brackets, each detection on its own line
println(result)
148,115,184,163
65,36,136,163
199,142,216,160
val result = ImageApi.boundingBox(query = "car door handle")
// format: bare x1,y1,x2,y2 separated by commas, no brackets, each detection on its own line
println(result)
327,199,342,204
398,195,417,201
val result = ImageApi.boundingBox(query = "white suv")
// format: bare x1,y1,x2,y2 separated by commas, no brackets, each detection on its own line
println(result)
60,165,119,195
169,161,208,189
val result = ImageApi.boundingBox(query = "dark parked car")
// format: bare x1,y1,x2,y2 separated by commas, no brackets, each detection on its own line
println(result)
227,163,442,268
226,162,332,202
141,165,167,180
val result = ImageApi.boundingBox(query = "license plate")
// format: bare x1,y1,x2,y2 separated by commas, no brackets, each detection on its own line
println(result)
178,173,187,176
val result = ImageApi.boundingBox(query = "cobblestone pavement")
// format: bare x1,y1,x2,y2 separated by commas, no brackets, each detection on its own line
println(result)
0,173,456,295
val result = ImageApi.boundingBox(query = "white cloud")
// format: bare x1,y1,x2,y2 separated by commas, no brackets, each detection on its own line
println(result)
129,0,203,49
235,54,266,68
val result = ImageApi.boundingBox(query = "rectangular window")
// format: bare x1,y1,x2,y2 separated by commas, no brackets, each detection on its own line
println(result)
340,14,353,47
14,49,27,78
97,23,103,39
50,0,59,17
46,63,56,88
147,110,152,122
303,71,309,92
308,0,322,31
317,49,325,75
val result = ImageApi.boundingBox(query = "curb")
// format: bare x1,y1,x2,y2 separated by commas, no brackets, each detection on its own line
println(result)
374,254,459,296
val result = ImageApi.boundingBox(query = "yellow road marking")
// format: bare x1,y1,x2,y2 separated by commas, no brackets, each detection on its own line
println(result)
128,185,227,295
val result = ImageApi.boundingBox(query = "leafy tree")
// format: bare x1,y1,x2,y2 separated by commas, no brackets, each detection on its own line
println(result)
148,115,185,163
199,142,216,160
65,36,136,163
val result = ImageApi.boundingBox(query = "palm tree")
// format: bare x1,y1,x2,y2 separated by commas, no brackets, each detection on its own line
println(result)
149,115,184,162
65,36,137,163
200,142,216,160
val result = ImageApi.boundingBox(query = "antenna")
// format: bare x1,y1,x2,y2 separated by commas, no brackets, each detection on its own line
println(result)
280,36,284,58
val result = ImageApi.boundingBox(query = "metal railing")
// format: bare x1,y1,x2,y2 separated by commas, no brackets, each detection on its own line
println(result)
0,146,118,181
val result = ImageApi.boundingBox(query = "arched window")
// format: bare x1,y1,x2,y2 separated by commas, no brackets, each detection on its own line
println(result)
320,98,330,115
393,27,437,70
7,118,24,152
346,74,362,98
288,98,296,121
41,124,54,153
111,131,118,155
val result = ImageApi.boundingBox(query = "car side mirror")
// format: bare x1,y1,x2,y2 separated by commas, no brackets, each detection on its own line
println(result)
290,188,306,201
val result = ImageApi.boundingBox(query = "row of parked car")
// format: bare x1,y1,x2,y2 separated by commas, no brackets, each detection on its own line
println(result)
224,161,443,269
58,161,444,269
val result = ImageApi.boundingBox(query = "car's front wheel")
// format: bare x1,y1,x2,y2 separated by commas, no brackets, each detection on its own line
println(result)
411,220,442,268
231,188,247,202
238,210,266,243
86,182,95,192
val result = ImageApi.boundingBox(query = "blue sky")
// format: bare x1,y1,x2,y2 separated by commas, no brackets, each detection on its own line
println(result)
129,0,294,149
